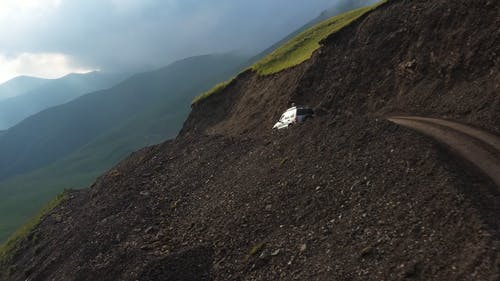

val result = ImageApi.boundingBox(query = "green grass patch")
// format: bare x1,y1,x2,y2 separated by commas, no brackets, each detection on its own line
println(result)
191,1,385,104
0,191,68,276
192,80,232,105
248,242,266,257
251,1,385,75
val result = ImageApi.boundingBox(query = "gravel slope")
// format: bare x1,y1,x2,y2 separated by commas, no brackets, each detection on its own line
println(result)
1,0,499,280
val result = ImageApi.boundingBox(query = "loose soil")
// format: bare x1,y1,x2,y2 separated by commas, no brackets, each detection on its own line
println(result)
2,0,499,280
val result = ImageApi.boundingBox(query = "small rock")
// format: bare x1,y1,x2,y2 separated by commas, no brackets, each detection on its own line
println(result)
258,251,268,259
360,246,373,257
299,244,307,252
144,226,154,234
271,249,281,256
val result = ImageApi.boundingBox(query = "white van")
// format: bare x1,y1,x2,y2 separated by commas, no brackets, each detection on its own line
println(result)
273,106,314,130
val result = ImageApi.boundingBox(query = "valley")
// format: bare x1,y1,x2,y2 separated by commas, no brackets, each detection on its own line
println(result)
0,0,498,280
0,54,247,242
0,72,129,130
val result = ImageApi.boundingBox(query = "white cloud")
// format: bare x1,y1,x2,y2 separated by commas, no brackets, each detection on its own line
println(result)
0,0,63,50
0,0,357,75
0,1,93,82
0,0,62,10
110,0,172,16
0,53,95,83
0,0,61,19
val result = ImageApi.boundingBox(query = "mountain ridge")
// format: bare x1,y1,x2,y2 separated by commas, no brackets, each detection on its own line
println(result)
247,0,380,65
0,72,128,130
0,76,49,101
1,0,499,280
0,54,245,181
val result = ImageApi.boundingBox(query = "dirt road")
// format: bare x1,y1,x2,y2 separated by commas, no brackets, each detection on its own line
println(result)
388,116,500,187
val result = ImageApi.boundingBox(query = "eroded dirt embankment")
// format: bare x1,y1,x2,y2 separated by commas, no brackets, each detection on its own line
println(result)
2,0,499,280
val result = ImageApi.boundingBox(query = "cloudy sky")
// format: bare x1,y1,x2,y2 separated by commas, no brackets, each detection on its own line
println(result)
0,0,376,83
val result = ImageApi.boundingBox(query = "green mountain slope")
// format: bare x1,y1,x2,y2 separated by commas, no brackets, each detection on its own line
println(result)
0,54,245,181
252,1,384,75
0,72,128,130
193,1,384,104
0,54,247,242
0,76,49,101
194,2,382,105
247,0,380,65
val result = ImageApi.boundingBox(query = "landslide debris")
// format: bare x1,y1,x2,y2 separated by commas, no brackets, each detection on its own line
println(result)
2,0,500,280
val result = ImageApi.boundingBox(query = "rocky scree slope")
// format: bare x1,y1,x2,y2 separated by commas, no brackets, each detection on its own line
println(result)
2,0,499,280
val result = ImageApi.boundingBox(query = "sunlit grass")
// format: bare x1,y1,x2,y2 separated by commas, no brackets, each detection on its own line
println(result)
251,1,385,75
192,80,232,105
193,1,384,104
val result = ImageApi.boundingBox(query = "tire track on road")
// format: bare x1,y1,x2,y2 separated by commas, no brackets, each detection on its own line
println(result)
388,116,500,187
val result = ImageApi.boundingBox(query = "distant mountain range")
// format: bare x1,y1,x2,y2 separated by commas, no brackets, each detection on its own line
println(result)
0,54,245,181
0,1,374,243
0,54,247,241
0,72,128,130
0,76,49,101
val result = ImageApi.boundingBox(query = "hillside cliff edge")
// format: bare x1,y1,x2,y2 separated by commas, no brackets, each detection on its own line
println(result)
1,0,499,280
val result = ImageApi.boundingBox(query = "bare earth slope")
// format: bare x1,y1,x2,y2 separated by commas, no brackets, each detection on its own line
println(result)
1,0,499,280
